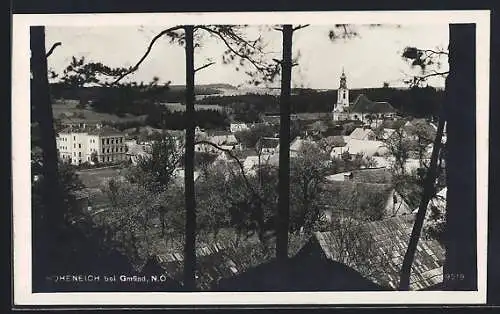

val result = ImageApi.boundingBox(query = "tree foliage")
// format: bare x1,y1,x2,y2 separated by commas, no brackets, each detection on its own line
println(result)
126,134,183,192
401,46,449,87
289,142,330,233
234,123,276,149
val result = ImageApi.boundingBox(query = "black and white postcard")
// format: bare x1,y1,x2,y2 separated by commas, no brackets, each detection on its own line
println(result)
12,10,490,307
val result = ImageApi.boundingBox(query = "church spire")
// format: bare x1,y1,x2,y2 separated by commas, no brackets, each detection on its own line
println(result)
339,67,347,89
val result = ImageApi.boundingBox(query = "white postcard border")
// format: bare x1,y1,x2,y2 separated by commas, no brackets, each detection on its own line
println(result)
12,10,490,306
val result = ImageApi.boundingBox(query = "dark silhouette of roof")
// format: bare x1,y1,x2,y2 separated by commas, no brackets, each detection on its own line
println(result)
350,94,396,113
309,215,444,290
214,255,387,291
148,239,273,291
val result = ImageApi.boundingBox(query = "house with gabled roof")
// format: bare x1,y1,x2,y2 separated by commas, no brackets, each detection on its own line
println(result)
342,138,389,158
256,137,280,155
321,180,412,220
143,238,275,291
348,127,377,141
287,137,318,158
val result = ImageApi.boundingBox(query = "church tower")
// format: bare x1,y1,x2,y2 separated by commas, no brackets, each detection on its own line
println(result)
333,68,349,121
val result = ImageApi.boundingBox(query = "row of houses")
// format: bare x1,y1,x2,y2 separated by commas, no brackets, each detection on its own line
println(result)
140,212,444,291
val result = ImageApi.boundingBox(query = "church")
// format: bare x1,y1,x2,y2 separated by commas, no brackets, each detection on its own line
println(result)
332,69,397,122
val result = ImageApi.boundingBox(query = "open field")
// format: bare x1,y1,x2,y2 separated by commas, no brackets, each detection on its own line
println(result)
52,100,147,123
76,166,125,189
160,102,225,112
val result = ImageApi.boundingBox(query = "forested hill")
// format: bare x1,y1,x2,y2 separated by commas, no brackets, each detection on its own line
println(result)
198,86,445,118
50,83,444,119
49,83,234,103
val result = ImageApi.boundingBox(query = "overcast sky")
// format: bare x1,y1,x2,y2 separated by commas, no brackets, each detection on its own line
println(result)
45,24,449,89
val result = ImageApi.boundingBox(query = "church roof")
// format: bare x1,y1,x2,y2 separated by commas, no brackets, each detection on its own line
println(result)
350,94,395,114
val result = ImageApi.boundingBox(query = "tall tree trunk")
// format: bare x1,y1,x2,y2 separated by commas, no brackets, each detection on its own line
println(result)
276,25,293,262
398,117,445,290
399,23,477,291
30,26,64,289
444,24,477,291
183,25,197,291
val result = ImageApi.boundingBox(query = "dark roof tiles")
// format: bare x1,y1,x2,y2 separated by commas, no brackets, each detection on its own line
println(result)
350,94,396,114
311,215,444,290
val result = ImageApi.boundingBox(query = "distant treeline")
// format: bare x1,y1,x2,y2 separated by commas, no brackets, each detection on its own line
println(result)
50,84,444,129
49,83,223,104
198,87,444,119
145,109,230,130
97,108,230,131
50,83,230,130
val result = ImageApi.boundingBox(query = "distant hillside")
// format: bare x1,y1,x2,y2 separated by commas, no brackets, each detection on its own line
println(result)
169,83,237,90
49,83,231,103
198,86,444,118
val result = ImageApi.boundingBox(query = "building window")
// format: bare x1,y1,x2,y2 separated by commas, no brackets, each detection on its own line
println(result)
79,144,81,148
79,159,82,164
107,148,110,153
78,152,81,157
102,148,105,154
88,157,90,161
74,144,76,148
111,139,114,144
73,136,76,140
73,152,76,157
107,138,110,145
107,156,110,162
102,139,105,145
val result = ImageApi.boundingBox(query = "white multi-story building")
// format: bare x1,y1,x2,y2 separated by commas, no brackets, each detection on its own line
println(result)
230,122,249,133
56,123,127,165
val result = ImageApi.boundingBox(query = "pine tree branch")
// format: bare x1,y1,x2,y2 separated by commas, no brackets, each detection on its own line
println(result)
194,62,216,73
422,49,449,56
292,24,310,32
110,25,184,85
46,42,62,58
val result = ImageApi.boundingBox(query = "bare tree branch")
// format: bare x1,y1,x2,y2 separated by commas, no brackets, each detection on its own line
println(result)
110,25,184,85
404,71,450,87
292,24,310,32
194,62,216,73
46,42,62,58
194,140,261,200
422,49,449,56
